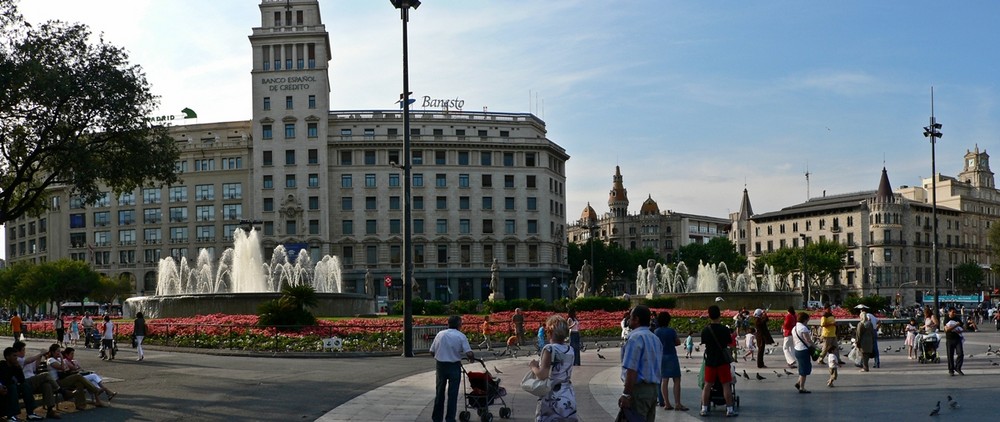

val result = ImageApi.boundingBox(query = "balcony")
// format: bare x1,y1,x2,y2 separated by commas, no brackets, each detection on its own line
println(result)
831,226,841,233
196,236,216,243
118,240,136,246
144,239,161,245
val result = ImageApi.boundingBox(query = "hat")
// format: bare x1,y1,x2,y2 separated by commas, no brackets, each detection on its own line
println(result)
753,309,764,317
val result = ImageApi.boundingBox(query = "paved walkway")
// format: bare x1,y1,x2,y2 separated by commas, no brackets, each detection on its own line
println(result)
318,329,1000,421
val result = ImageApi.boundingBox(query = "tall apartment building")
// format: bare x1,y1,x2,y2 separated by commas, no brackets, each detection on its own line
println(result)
565,166,731,293
4,0,571,302
732,147,996,307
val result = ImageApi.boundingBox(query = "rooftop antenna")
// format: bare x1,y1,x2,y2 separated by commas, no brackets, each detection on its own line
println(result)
804,162,811,201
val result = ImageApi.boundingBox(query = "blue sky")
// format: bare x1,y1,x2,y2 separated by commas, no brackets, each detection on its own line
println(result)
5,0,1000,258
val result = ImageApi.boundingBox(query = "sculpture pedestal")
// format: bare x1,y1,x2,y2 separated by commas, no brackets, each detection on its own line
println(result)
489,292,504,301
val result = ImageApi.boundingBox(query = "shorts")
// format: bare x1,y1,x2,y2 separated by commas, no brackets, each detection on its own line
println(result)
703,363,733,384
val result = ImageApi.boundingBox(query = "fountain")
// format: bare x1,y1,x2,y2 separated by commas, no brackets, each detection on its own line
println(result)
125,229,373,318
632,260,800,310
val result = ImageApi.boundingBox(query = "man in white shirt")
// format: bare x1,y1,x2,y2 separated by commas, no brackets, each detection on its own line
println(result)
429,315,475,422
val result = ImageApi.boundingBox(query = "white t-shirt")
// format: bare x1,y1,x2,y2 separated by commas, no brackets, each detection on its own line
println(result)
45,357,63,382
103,321,115,339
792,323,811,351
745,333,756,350
429,328,472,363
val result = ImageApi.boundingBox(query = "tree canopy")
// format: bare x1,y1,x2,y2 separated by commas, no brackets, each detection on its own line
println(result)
755,239,847,302
0,0,180,225
676,237,747,275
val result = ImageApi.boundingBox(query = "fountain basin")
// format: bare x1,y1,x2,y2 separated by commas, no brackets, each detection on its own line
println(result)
124,292,374,319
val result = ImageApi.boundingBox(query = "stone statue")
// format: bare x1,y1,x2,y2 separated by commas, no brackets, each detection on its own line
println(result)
488,258,504,301
575,271,588,298
364,268,374,297
580,259,592,287
490,258,500,292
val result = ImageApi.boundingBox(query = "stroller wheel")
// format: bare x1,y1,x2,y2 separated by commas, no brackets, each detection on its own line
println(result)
499,407,511,419
481,412,493,422
476,407,486,417
459,411,471,422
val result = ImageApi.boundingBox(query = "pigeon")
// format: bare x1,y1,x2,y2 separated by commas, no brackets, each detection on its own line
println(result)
992,362,998,366
493,366,503,374
684,368,691,373
884,346,891,353
596,345,602,353
968,354,974,358
597,353,607,360
773,370,782,378
783,368,794,375
947,395,959,409
929,401,940,416
580,344,587,353
742,369,750,380
755,372,765,381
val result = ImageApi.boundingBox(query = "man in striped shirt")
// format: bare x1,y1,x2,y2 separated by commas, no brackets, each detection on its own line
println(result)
619,305,662,421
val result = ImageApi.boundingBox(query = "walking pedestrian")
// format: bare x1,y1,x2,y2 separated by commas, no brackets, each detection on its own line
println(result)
54,313,65,346
781,306,797,368
654,311,687,411
81,313,95,349
619,305,662,422
855,310,874,372
753,309,773,368
10,312,22,342
943,307,965,376
429,315,475,422
904,318,917,360
792,311,814,394
699,305,737,417
69,316,80,346
512,308,525,346
133,312,148,361
818,305,842,365
530,315,577,421
567,309,581,366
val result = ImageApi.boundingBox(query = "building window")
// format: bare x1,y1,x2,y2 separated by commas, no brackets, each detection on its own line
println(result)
527,197,537,210
458,151,469,165
308,95,316,109
195,184,214,201
481,152,492,166
263,151,273,166
505,197,515,210
459,174,469,188
526,175,536,188
527,220,538,234
309,219,319,235
364,150,376,165
366,197,377,210
263,175,273,189
341,197,353,211
340,129,352,140
482,197,493,210
413,219,424,234
286,220,297,235
342,220,353,235
169,186,187,202
389,174,400,187
503,152,514,166
308,149,318,164
460,219,470,234
263,97,271,110
436,174,446,187
412,150,423,165
341,175,352,188
142,188,161,204
366,219,377,235
365,174,376,187
307,123,318,138
390,219,401,234
285,174,296,188
340,151,352,165
390,196,401,210
436,196,447,210
308,174,319,187
505,219,516,234
525,152,536,167
195,205,215,222
482,174,492,188
366,245,377,265
222,204,242,220
284,123,295,138
435,150,446,165
459,196,470,210
285,150,295,165
482,219,494,234
285,96,293,109
413,196,424,210
504,175,514,188
436,219,447,234
263,124,273,140
309,196,319,210
413,174,424,187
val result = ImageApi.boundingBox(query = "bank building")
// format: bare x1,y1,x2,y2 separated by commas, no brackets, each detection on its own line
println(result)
4,0,572,302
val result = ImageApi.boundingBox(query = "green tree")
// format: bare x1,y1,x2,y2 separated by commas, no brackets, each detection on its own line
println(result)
953,262,984,293
802,239,848,303
677,237,747,275
0,0,180,225
568,240,660,295
755,247,800,277
89,274,134,304
989,223,1000,275
0,261,31,308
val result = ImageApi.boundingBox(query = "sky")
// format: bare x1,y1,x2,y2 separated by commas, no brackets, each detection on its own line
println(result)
5,0,1000,259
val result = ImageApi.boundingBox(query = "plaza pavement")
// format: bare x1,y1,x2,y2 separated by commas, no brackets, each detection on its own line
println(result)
7,328,1000,421
318,329,1000,422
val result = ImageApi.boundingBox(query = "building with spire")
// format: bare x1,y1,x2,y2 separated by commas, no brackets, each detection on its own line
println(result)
733,148,997,306
567,166,730,293
3,0,571,303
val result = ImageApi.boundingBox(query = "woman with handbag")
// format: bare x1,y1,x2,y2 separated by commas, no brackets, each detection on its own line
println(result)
791,312,814,394
528,315,576,421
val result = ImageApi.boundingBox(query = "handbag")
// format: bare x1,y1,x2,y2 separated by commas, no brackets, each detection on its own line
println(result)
795,330,818,361
131,334,138,348
520,370,550,397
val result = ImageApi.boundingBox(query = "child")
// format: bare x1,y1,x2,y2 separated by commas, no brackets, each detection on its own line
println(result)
826,346,839,387
536,323,546,354
742,327,756,361
684,331,694,358
904,318,917,359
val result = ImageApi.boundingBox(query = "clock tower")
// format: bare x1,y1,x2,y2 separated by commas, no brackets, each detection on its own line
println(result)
957,145,994,189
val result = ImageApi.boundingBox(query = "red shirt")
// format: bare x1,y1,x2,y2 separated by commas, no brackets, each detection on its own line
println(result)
782,313,796,336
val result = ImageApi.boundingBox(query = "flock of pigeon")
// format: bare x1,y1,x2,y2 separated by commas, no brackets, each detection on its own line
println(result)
928,395,961,416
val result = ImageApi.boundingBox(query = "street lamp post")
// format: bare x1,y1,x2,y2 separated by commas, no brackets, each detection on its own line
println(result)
391,0,420,358
800,233,808,307
923,88,943,314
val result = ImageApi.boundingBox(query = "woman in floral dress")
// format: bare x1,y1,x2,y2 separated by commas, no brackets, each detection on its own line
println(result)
528,315,576,421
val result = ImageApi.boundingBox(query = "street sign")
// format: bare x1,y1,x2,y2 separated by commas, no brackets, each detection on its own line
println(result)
384,275,392,287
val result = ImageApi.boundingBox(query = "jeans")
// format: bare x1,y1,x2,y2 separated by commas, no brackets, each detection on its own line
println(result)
946,337,964,373
569,332,582,366
872,334,880,367
432,361,462,422
84,327,94,347
1,382,17,417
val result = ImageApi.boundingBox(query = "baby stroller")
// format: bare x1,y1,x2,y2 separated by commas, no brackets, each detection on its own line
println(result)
698,363,740,411
917,333,941,364
460,359,511,422
99,337,118,360
87,330,102,349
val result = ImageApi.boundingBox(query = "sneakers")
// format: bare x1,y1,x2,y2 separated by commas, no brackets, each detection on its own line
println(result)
726,409,739,417
700,409,710,417
25,414,43,421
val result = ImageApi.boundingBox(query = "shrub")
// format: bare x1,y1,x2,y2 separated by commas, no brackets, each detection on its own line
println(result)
642,296,677,309
422,300,446,316
257,285,318,328
391,297,425,315
448,300,482,315
569,297,630,312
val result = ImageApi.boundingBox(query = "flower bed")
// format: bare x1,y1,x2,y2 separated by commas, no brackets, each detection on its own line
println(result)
2,306,858,353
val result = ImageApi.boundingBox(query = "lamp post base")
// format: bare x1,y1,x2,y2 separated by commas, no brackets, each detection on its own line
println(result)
489,292,505,302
